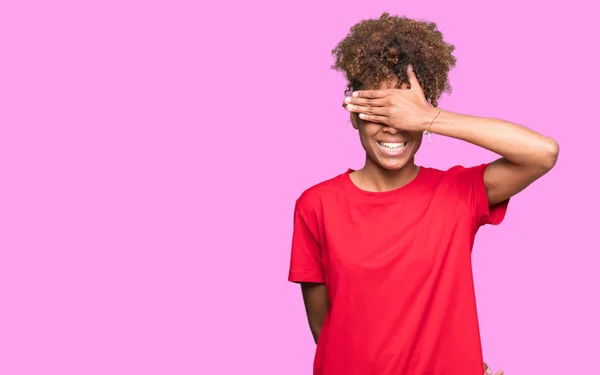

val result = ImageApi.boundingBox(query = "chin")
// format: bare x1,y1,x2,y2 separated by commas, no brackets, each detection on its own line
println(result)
370,146,414,171
377,158,410,171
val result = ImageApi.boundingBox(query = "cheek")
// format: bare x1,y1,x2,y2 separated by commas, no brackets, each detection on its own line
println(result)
358,129,370,151
411,132,423,155
357,124,379,148
409,131,424,148
358,122,380,137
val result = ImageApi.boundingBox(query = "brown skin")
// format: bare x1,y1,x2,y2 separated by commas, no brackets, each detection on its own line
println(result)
348,80,423,192
301,14,554,373
301,66,556,373
345,65,559,204
300,283,328,344
484,362,505,375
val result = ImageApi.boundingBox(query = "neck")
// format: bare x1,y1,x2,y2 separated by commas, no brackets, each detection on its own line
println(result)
352,157,419,193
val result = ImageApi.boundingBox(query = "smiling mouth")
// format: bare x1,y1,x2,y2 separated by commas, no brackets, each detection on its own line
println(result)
376,141,408,156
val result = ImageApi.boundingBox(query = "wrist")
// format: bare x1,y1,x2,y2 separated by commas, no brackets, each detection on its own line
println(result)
423,107,444,133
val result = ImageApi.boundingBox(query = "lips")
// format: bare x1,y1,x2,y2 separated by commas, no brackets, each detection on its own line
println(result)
376,140,409,157
378,141,407,148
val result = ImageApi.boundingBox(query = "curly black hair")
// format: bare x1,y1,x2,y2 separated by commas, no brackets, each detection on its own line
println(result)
332,12,457,107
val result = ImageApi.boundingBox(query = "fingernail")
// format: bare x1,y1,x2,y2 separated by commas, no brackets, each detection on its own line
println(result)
346,104,353,110
352,91,359,97
408,64,413,73
344,97,351,104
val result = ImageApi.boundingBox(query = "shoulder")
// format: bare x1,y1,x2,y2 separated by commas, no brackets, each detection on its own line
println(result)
295,172,346,212
445,164,489,188
419,164,490,198
446,164,488,176
417,165,453,187
426,164,489,183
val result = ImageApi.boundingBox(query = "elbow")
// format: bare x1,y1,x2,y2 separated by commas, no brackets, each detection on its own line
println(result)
540,137,560,171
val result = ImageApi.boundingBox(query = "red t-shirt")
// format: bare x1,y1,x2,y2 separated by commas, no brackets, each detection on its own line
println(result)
288,164,509,375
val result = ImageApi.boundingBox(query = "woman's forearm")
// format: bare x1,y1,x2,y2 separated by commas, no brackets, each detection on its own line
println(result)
428,109,559,169
301,283,329,344
311,326,322,344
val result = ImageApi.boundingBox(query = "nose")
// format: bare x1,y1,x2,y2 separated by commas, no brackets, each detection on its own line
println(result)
382,126,399,135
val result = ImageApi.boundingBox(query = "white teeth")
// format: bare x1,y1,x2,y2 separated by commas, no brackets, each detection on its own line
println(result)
378,141,407,149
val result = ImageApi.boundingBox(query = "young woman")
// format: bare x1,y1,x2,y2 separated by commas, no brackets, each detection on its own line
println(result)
288,13,558,375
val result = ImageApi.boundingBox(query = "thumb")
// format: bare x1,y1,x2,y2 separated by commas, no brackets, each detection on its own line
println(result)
407,64,423,93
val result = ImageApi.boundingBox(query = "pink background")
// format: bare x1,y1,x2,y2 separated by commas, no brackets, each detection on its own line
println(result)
1,1,597,374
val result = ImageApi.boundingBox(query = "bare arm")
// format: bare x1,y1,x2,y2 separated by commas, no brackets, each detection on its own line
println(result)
428,109,559,206
301,282,329,344
348,65,559,206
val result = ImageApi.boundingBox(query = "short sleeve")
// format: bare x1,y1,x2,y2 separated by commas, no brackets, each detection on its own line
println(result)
450,163,509,227
288,199,325,284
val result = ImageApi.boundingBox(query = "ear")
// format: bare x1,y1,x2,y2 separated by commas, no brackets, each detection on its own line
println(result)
350,113,359,129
